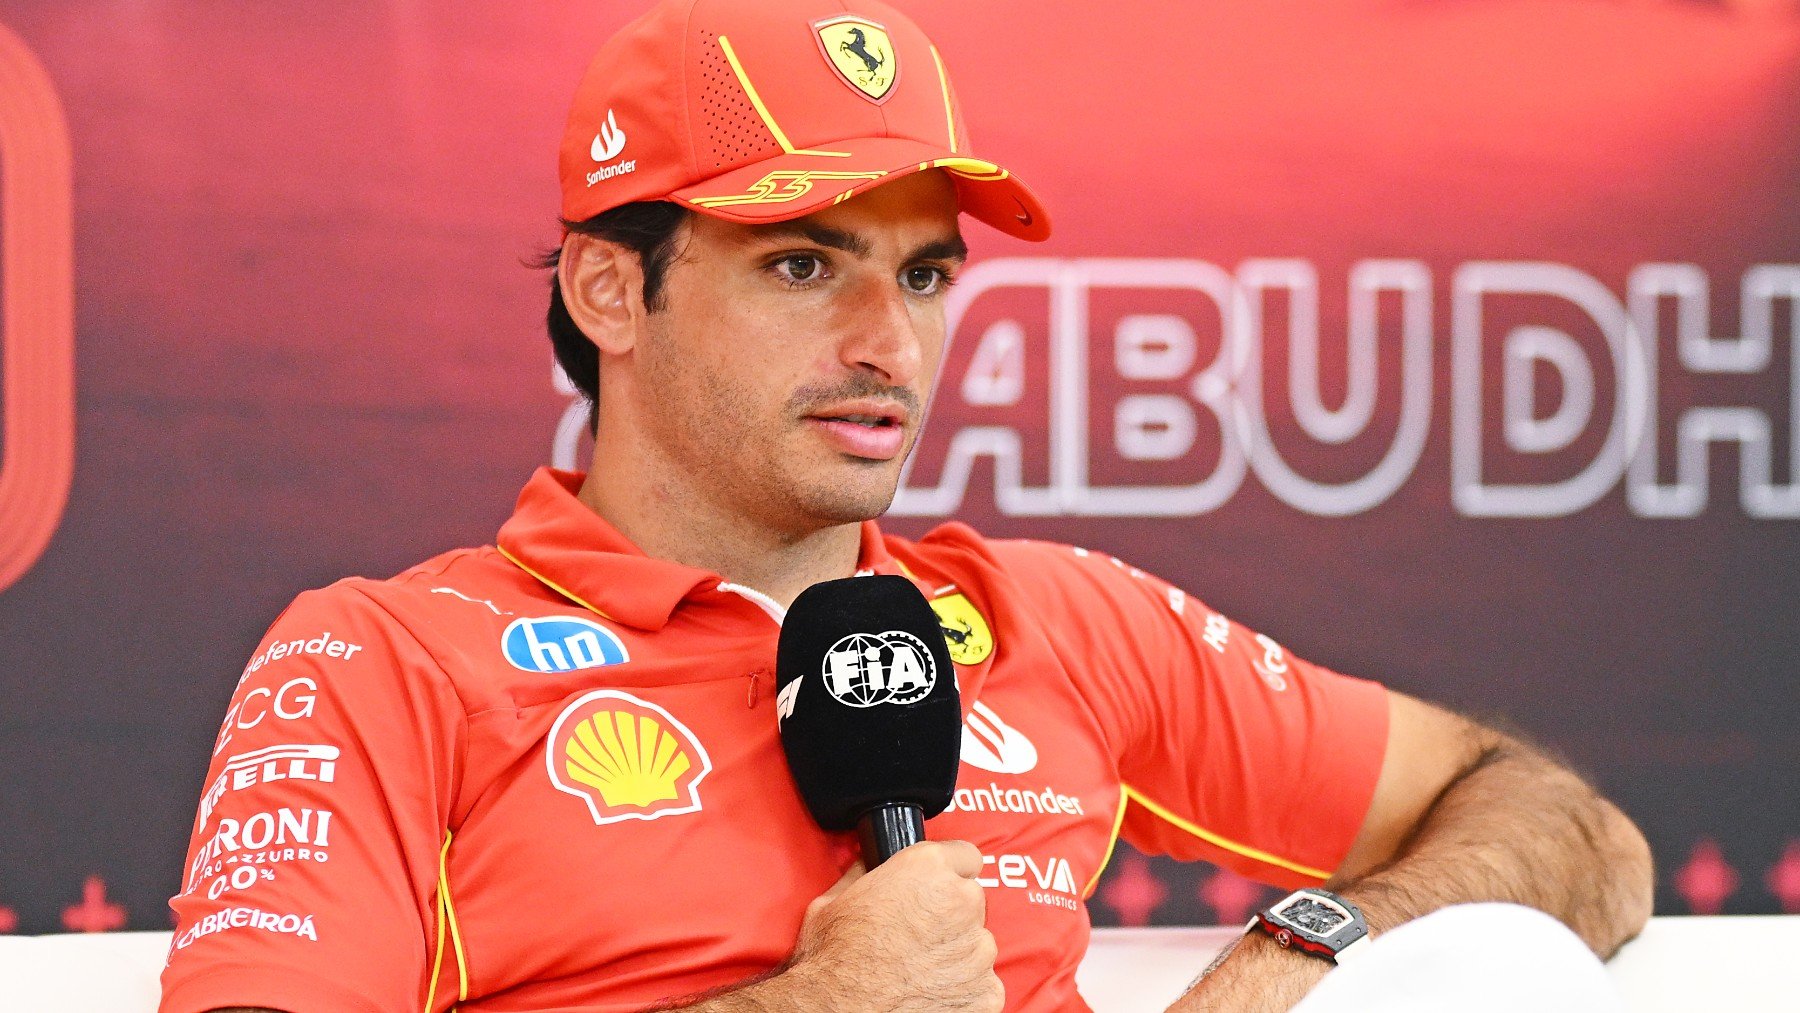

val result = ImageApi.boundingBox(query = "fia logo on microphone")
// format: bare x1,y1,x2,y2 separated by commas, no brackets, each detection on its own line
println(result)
821,630,937,708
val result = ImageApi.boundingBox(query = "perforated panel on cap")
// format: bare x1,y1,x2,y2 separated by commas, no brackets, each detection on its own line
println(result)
699,31,773,170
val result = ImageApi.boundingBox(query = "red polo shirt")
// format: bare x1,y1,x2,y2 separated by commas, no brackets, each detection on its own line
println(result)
161,467,1389,1013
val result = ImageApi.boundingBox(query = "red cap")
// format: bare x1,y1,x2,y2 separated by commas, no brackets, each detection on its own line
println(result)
558,0,1050,241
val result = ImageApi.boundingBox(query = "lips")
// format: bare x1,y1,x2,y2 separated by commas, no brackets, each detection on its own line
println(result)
805,402,908,461
816,411,898,427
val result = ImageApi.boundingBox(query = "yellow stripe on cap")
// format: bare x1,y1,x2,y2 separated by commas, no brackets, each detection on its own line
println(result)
929,45,958,153
929,156,1007,181
687,169,886,209
717,35,852,158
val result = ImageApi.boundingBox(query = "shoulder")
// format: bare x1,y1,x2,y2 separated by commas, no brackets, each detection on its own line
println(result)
279,544,548,632
887,524,1184,640
889,522,1153,595
229,550,528,731
884,521,1091,580
247,544,547,688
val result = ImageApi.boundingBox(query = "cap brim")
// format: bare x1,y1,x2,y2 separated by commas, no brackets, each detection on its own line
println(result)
669,135,1050,242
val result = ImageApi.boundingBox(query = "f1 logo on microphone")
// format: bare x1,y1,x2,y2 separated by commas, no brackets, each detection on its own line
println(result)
0,21,75,596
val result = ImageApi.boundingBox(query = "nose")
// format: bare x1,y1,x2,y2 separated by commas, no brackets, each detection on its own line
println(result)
839,277,923,388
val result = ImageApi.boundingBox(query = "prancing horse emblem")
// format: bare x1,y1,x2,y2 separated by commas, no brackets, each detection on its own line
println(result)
840,28,885,76
814,16,898,103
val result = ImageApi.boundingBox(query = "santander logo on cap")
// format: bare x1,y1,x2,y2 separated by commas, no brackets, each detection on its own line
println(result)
590,109,627,162
585,108,637,187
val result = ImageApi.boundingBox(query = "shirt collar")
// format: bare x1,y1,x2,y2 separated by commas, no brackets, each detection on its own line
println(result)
495,467,901,630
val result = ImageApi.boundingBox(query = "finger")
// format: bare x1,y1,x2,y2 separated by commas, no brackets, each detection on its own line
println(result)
821,860,865,899
804,860,866,919
934,840,984,879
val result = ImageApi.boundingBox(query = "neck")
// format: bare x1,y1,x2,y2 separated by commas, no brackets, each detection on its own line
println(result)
574,457,866,612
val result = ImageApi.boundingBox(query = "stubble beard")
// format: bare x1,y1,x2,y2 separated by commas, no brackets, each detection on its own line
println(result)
646,358,911,538
790,455,905,527
778,375,923,527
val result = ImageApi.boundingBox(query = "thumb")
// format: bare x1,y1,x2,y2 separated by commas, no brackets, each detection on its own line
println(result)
804,860,865,922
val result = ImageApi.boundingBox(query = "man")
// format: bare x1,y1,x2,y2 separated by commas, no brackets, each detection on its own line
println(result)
161,0,1653,1010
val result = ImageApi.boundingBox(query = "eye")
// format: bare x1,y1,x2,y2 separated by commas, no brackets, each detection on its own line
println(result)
902,265,952,296
772,254,826,286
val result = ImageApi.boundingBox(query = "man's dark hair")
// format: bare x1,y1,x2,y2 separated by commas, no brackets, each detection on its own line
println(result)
536,201,691,430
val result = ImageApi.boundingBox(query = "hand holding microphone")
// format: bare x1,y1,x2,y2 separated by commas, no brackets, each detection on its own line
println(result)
782,841,1003,1012
768,575,1003,1012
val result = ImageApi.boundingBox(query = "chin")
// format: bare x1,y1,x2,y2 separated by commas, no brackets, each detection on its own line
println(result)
793,477,899,526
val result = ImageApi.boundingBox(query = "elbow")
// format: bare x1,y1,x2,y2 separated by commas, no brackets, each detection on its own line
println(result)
1594,795,1655,956
1613,801,1655,932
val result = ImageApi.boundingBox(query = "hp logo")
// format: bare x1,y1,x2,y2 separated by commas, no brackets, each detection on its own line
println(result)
502,616,630,673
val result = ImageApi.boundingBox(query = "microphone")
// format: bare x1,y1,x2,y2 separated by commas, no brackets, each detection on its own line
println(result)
776,575,962,867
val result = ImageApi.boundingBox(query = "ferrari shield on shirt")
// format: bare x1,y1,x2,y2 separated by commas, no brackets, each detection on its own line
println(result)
160,467,1389,1013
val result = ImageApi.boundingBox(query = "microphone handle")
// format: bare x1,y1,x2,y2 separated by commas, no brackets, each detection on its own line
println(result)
857,802,926,867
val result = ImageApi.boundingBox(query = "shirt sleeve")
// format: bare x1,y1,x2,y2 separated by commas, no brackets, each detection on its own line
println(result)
988,540,1389,889
160,582,466,1013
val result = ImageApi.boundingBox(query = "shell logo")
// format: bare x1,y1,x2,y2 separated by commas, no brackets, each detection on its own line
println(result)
545,690,712,826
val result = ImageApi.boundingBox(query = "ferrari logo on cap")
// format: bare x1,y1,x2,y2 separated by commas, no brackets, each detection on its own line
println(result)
814,16,898,103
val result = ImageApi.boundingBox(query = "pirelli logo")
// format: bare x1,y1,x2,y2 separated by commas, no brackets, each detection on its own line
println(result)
0,21,75,596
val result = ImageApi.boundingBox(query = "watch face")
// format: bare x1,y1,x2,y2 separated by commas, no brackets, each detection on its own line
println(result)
1277,896,1350,936
1259,890,1367,962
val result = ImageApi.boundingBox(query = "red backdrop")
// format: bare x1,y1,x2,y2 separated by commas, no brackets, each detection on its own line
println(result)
0,0,1796,934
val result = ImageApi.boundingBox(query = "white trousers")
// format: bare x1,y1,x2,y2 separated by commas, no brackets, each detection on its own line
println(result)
1290,903,1625,1012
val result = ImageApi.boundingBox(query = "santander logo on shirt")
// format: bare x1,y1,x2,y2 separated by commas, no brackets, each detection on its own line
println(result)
960,700,1037,774
949,700,1087,819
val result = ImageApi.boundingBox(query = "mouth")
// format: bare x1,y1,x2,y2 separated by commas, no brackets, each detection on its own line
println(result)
812,412,901,429
804,402,909,461
805,398,909,429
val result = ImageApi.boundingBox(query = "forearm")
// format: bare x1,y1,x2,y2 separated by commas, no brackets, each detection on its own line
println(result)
1341,738,1652,956
206,972,826,1013
639,963,828,1012
1172,735,1652,1012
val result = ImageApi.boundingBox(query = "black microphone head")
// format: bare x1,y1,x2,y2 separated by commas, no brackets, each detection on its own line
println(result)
776,575,962,832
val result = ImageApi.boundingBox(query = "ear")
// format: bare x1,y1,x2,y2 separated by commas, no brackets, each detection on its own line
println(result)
558,232,648,356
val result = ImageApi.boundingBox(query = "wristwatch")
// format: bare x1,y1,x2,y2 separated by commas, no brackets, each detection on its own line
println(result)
1247,888,1371,964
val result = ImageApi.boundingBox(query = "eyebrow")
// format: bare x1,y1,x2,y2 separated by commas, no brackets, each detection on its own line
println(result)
743,221,968,264
911,236,969,265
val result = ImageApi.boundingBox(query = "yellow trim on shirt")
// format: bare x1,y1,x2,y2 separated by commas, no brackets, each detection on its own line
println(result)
425,847,447,1011
444,831,470,1002
495,544,617,621
1082,785,1129,897
1121,784,1330,883
424,830,470,1011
